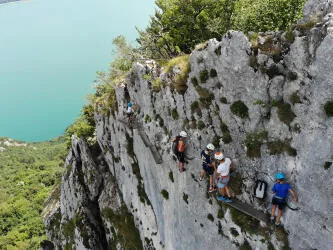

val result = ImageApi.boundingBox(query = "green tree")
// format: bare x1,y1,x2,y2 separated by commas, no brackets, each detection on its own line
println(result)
137,0,235,58
231,0,305,32
137,0,305,59
109,35,140,84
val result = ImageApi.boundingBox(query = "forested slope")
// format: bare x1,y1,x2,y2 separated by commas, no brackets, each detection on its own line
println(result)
0,137,66,249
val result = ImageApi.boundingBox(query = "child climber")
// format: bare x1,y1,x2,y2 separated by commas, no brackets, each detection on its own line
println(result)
271,172,297,226
215,152,233,202
127,102,134,121
199,143,217,192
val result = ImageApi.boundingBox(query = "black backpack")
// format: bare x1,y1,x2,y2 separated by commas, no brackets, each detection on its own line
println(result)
172,136,181,154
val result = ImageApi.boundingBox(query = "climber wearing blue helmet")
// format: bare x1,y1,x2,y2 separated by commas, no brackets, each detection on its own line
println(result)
271,172,297,226
127,102,134,122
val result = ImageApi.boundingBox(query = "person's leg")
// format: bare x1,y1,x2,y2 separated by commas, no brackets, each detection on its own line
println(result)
200,169,205,180
225,186,231,198
209,174,216,192
177,153,183,170
209,175,213,186
179,153,185,171
276,208,283,224
221,187,226,197
271,204,277,220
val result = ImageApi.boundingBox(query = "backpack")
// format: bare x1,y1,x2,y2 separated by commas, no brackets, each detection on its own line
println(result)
254,180,267,199
172,136,181,154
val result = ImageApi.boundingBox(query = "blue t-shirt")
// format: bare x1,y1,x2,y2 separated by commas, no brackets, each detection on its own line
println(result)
272,182,291,199
201,150,212,167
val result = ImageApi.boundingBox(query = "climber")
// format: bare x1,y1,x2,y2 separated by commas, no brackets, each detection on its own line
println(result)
172,131,188,172
199,143,217,192
271,172,297,226
215,152,233,202
127,102,135,123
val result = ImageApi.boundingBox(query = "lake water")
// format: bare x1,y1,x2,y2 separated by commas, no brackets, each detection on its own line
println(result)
0,0,154,141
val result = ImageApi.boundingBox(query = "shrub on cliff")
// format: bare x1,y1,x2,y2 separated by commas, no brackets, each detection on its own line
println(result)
163,55,190,94
230,100,249,118
65,104,96,148
324,101,333,117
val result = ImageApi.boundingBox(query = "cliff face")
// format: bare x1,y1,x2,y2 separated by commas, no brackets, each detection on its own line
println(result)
43,2,333,249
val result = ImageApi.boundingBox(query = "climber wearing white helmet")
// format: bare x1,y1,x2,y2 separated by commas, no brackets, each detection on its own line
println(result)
215,152,233,202
199,143,217,193
172,131,188,172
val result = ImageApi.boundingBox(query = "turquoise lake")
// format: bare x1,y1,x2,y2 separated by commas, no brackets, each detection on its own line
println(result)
0,0,154,142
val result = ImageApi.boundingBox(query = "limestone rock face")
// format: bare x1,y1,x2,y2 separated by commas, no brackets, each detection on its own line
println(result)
303,0,333,21
44,1,333,249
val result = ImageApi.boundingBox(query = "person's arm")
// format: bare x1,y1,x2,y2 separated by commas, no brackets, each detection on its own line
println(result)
289,189,297,202
272,184,277,194
211,161,217,171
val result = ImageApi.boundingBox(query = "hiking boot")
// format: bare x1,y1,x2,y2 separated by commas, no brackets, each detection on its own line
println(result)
199,176,204,181
208,186,215,193
179,167,186,173
217,195,225,201
224,197,232,203
271,217,276,224
275,222,281,227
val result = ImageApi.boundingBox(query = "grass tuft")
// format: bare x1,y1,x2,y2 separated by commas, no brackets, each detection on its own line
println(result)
164,55,190,95
244,131,268,157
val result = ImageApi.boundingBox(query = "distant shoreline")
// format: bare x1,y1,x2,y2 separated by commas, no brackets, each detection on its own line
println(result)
0,0,21,4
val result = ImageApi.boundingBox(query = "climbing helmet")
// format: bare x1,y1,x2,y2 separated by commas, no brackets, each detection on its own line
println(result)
206,143,215,151
275,172,285,180
214,151,224,160
179,131,187,138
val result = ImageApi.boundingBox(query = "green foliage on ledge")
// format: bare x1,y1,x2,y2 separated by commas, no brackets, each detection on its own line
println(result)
324,101,333,117
197,120,206,130
267,140,297,156
277,101,296,126
65,104,96,148
232,0,305,33
136,0,304,59
171,108,179,120
164,55,190,95
245,131,268,157
161,189,169,200
230,100,249,119
199,70,209,83
102,206,143,250
0,137,66,249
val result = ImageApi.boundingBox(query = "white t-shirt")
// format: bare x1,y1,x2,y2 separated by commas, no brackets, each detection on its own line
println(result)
127,106,132,114
217,158,231,177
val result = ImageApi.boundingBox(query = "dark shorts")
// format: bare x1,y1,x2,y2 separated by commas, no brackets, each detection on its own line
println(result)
176,152,185,164
203,164,214,175
272,197,286,209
